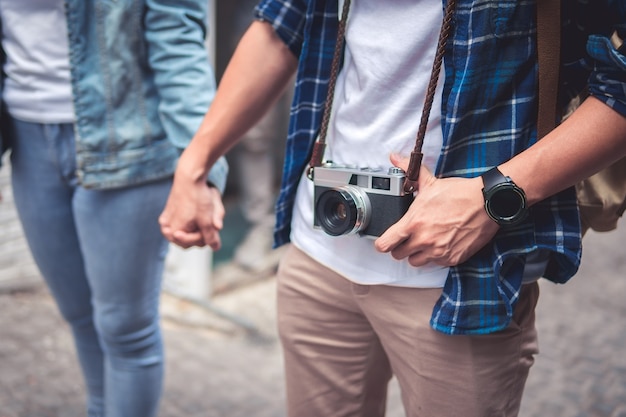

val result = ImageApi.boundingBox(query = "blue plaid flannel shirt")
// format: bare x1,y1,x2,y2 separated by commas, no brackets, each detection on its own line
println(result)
255,0,626,335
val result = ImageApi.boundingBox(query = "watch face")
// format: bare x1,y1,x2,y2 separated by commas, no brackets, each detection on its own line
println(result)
484,183,528,226
481,167,528,226
490,187,525,219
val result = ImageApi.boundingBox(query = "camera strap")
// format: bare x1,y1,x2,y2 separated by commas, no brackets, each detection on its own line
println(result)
307,0,457,195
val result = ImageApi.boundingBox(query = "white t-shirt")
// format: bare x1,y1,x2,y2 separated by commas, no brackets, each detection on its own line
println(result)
291,0,450,287
0,0,74,122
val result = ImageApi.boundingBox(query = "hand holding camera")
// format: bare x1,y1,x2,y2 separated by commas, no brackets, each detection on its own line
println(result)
373,154,499,267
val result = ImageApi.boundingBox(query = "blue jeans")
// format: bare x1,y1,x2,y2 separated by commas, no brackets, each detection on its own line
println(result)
8,116,169,417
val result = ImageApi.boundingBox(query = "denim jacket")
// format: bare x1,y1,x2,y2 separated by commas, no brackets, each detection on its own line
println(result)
0,0,227,192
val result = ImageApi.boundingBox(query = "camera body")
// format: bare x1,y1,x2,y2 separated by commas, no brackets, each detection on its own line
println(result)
312,164,414,238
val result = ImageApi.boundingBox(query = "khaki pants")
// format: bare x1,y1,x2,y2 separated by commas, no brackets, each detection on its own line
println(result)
277,244,539,417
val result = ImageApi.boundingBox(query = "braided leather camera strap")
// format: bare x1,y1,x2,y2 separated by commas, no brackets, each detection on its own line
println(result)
308,0,457,195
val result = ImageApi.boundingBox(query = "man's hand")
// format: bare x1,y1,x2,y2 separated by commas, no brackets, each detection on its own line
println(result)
159,171,225,250
375,154,499,267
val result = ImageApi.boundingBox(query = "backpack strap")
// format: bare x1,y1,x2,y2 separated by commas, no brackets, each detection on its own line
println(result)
536,0,561,139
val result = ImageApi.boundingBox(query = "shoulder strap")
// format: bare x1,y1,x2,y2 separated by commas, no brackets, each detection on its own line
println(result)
536,0,562,139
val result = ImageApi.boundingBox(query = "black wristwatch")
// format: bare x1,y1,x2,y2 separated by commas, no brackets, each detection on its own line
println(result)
481,167,528,226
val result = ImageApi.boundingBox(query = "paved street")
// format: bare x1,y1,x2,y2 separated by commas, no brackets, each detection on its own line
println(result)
1,158,625,416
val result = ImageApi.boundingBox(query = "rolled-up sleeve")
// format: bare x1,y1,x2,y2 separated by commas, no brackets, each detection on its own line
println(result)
255,0,307,58
586,3,626,116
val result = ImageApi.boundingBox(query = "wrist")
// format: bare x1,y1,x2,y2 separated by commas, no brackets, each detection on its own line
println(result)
176,146,212,184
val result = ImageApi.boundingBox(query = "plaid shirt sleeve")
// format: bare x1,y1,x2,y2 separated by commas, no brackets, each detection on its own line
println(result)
586,0,626,115
255,0,307,57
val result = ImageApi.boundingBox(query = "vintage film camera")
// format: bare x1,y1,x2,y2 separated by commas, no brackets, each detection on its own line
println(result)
313,164,414,238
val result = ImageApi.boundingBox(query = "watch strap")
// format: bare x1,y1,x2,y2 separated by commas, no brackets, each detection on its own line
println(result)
481,167,509,192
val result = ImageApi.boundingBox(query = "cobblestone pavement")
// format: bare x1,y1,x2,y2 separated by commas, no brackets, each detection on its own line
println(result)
1,159,625,416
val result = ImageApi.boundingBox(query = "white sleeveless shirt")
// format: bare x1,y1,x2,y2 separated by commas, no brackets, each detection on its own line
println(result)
291,0,450,287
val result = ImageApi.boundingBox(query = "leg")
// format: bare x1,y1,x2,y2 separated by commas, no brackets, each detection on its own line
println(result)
276,245,393,417
72,177,171,417
360,283,539,417
9,119,105,416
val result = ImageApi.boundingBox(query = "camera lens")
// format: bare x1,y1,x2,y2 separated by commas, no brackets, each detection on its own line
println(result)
315,187,370,236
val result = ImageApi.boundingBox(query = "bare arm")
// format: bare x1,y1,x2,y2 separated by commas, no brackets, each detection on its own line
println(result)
501,96,626,205
160,21,298,249
175,20,298,185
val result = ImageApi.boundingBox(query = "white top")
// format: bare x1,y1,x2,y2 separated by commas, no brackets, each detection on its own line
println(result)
291,0,450,287
0,0,75,123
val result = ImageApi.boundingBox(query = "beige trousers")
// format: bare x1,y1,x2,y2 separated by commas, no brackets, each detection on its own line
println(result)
276,244,539,417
